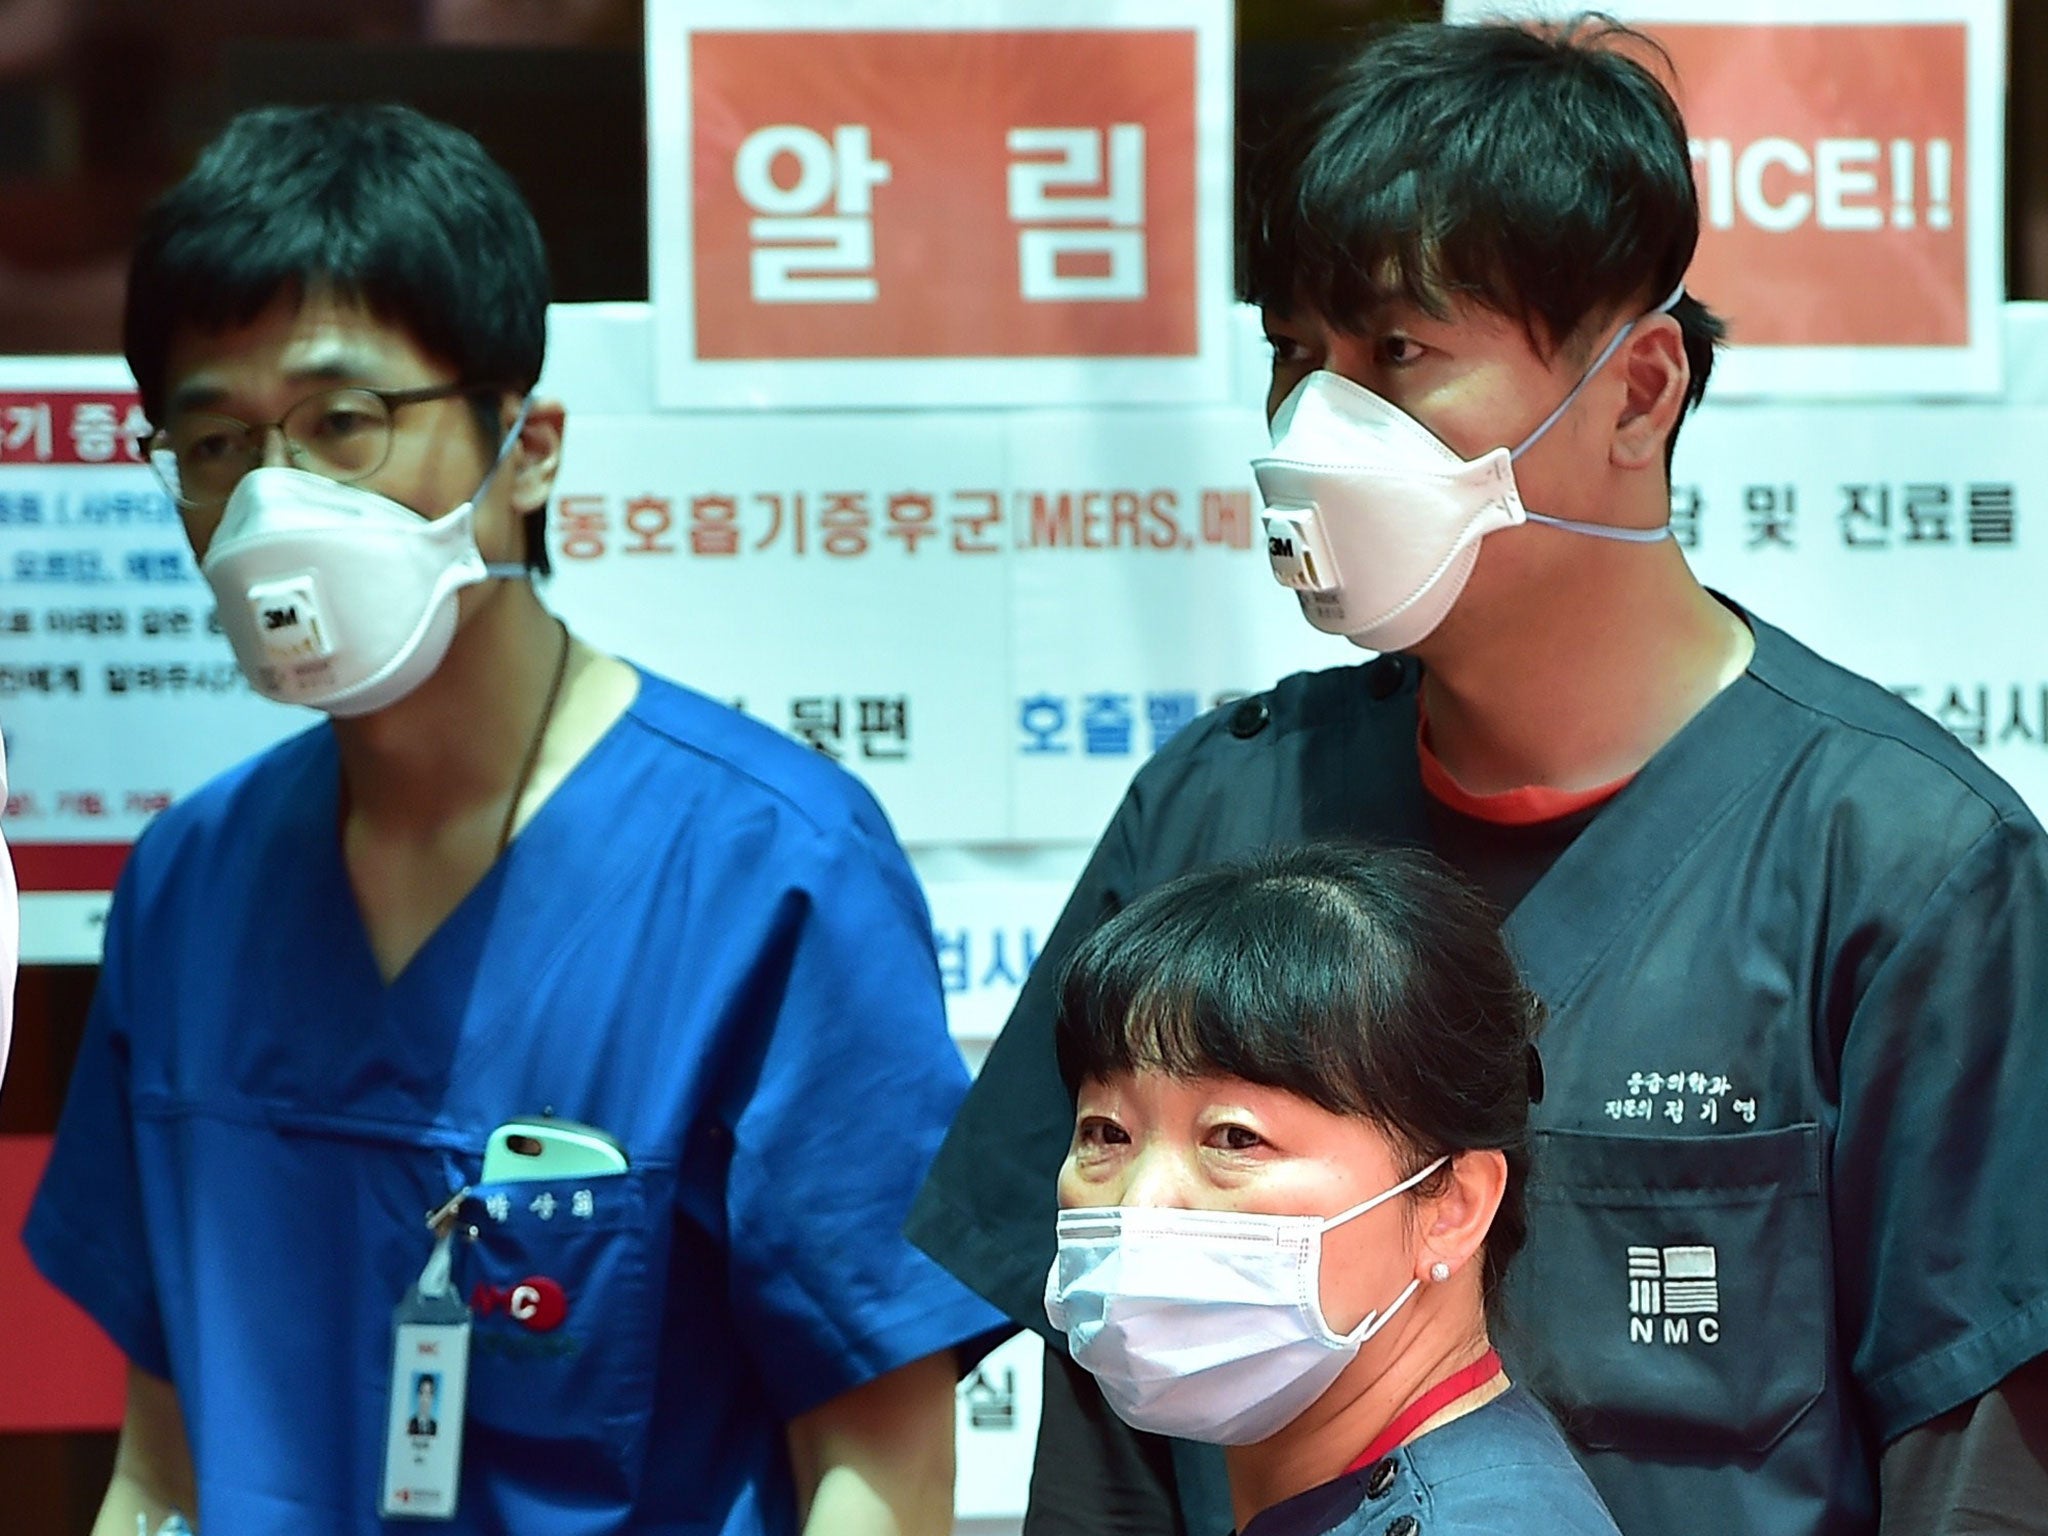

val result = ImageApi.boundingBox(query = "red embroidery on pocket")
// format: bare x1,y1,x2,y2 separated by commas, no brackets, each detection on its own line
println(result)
471,1276,569,1333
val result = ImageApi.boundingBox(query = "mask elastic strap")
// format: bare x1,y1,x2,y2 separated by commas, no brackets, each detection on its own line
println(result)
1348,1277,1424,1347
471,396,533,506
1508,281,1687,464
1523,511,1673,544
1320,1154,1451,1232
462,396,537,581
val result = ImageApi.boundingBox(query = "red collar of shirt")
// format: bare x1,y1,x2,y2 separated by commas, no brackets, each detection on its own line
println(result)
1343,1348,1506,1472
1416,700,1633,827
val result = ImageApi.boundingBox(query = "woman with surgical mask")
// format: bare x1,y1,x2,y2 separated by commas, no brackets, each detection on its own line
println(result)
1044,844,1619,1536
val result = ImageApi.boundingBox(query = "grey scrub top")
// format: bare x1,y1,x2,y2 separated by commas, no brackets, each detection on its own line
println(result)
1241,1387,1619,1536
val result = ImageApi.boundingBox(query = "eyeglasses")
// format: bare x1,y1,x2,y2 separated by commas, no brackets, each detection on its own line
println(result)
140,382,510,510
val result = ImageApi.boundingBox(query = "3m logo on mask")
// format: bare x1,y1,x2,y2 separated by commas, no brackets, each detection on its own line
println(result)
244,574,334,663
1627,1244,1722,1345
1261,512,1334,596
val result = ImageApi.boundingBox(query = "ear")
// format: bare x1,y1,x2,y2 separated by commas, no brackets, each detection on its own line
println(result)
1611,314,1689,473
1418,1149,1508,1283
504,396,566,516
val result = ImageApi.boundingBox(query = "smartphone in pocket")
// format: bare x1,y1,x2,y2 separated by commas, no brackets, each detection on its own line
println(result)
480,1118,630,1184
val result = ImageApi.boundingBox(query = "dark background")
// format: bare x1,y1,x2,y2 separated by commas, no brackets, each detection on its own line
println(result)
2,0,2044,1527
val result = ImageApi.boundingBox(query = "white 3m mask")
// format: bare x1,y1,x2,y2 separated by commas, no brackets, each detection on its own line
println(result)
1254,286,1685,653
1043,1156,1447,1446
201,405,531,717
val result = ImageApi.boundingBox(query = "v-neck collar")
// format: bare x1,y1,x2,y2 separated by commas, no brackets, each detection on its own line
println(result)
1500,615,1801,1008
311,679,644,996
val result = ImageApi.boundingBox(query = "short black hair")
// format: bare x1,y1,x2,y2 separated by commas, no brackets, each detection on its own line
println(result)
1055,842,1542,1305
125,103,554,570
1242,17,1726,460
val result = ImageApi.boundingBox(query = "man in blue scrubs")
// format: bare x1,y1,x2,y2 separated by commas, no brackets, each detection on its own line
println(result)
908,20,2048,1535
27,104,1000,1534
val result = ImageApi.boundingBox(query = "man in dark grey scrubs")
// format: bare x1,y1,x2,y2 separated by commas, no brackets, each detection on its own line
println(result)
909,19,2048,1535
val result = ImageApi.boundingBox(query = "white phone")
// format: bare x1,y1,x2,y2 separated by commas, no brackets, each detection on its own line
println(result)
480,1118,630,1185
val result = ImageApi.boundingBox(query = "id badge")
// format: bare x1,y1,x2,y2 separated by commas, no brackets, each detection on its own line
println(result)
381,1216,472,1520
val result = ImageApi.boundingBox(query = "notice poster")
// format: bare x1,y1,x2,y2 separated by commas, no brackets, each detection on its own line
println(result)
1444,0,2005,397
1675,391,2048,816
646,0,1236,408
537,303,1333,848
0,360,299,963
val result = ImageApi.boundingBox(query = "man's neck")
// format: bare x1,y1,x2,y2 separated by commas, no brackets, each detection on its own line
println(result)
1416,544,1753,797
328,580,639,982
1224,1322,1496,1529
331,578,565,838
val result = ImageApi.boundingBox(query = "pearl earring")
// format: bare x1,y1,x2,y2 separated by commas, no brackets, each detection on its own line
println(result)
1429,1261,1451,1283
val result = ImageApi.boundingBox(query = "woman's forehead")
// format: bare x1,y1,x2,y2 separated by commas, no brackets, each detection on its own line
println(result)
1080,1069,1368,1121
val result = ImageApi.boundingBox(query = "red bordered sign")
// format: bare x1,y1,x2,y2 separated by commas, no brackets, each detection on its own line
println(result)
1447,0,2006,398
647,0,1235,409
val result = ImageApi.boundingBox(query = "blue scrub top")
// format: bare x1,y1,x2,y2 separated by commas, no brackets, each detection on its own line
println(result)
28,669,1004,1533
1241,1388,1620,1536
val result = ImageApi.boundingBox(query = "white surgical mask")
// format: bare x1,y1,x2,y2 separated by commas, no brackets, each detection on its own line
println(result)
201,404,531,716
1044,1156,1448,1445
1254,285,1685,653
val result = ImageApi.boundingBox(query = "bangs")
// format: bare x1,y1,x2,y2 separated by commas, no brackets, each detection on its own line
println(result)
1055,868,1394,1122
1245,156,1520,335
143,215,470,369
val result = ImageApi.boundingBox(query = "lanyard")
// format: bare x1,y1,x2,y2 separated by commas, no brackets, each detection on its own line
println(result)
1343,1348,1504,1473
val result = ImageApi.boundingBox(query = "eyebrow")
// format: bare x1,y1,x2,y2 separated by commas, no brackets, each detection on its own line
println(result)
165,356,388,417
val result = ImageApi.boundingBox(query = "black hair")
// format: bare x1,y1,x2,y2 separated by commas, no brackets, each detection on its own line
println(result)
1055,842,1542,1305
1241,16,1727,466
125,103,554,571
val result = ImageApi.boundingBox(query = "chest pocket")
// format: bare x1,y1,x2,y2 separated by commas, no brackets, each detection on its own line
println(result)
1503,1124,1826,1455
458,1170,668,1506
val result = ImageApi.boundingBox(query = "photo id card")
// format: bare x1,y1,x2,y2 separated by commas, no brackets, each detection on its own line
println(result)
381,1261,472,1519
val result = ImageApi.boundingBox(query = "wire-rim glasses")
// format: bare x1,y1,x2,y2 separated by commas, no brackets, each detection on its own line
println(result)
140,382,510,510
